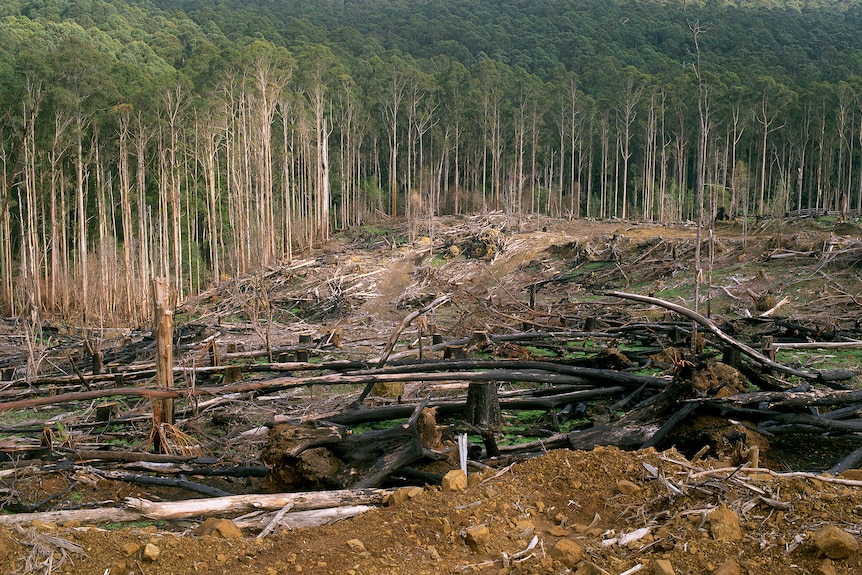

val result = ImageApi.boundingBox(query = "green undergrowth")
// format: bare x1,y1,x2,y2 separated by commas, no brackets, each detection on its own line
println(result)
496,409,589,446
349,417,409,434
778,348,862,377
0,407,73,428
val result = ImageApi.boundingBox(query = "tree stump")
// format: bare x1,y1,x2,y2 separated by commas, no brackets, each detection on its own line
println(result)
464,383,501,430
262,398,444,490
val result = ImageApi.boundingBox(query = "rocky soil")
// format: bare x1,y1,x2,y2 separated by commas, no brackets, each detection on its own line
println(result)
3,446,862,575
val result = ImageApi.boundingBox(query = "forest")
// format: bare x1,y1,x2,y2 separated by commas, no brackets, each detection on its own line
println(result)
2,0,862,325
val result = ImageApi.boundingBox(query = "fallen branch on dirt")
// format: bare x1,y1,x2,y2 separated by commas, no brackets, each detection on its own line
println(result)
14,525,88,573
91,468,233,497
236,505,376,532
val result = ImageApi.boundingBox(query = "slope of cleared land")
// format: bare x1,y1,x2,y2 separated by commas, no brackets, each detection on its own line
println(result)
0,214,861,575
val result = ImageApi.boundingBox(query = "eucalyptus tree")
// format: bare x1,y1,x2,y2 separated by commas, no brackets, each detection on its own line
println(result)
754,77,793,216
334,74,366,228
244,40,293,260
615,67,645,220
550,72,586,218
381,55,409,217
434,58,470,215
834,82,857,215
53,34,118,321
158,79,191,298
0,119,12,315
473,58,504,211
19,73,44,314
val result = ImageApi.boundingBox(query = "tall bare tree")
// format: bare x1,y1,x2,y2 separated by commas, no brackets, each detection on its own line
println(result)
616,70,644,220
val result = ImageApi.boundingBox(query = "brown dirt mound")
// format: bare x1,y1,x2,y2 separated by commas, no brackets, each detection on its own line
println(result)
3,447,862,574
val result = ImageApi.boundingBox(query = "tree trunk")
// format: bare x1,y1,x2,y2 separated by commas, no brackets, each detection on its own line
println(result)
151,277,174,453
465,382,502,430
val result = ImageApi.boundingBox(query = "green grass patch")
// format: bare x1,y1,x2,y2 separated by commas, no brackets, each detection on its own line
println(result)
778,348,862,377
102,520,168,531
495,409,589,446
523,346,558,358
350,417,409,434
653,283,694,301
0,407,69,427
429,253,448,267
362,225,390,237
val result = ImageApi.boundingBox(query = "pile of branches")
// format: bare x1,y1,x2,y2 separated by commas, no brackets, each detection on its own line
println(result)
0,288,860,534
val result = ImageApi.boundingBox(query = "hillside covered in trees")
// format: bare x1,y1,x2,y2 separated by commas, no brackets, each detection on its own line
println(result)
2,0,862,325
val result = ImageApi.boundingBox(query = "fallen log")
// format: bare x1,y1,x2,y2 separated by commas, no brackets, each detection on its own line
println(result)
772,341,862,350
292,385,628,427
827,446,862,476
708,404,862,432
353,359,668,388
235,505,376,531
70,450,208,464
0,488,390,527
690,388,862,410
564,380,692,451
118,461,268,477
605,290,851,383
0,507,143,527
0,363,666,411
91,469,232,497
381,329,621,363
1,359,367,395
125,487,391,520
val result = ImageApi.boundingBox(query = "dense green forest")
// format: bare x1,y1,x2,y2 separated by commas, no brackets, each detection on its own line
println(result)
2,0,862,324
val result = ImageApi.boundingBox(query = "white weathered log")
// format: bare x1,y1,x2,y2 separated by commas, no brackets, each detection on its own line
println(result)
758,296,789,317
125,488,391,520
0,507,143,527
0,488,390,527
241,505,374,532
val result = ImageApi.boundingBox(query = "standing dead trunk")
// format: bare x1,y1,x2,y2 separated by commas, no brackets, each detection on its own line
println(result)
151,277,174,453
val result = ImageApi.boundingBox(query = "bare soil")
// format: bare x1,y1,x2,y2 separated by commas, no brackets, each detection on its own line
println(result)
1,214,861,575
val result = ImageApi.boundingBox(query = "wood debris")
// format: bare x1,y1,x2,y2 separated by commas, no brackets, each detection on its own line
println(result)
0,217,860,535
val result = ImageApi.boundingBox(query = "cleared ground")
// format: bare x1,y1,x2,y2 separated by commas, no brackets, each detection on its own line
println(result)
0,214,861,575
